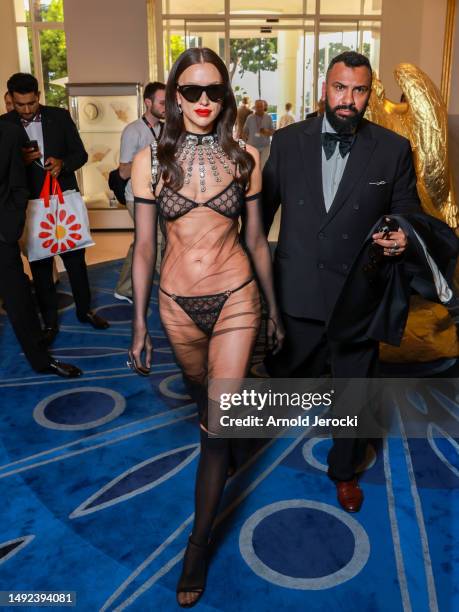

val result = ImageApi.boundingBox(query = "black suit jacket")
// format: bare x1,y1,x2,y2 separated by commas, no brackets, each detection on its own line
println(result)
262,116,421,321
0,105,88,198
0,122,29,244
328,214,459,345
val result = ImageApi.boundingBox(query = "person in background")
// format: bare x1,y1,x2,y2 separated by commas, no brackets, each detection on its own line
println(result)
1,72,109,345
242,99,274,169
4,89,59,286
114,81,166,304
0,120,82,378
4,91,13,113
306,97,325,119
235,95,252,139
278,102,295,129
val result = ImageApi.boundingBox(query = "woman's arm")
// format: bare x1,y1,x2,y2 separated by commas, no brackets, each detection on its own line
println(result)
243,144,284,354
129,145,158,373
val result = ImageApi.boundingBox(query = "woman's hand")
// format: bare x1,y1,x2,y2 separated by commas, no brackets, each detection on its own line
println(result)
128,324,153,376
266,313,285,356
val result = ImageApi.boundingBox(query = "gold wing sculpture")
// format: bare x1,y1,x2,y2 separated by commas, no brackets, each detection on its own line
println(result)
366,63,458,228
367,64,459,362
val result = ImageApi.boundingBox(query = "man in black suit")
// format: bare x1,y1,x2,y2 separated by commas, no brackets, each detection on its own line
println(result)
1,73,108,344
0,120,81,377
263,52,421,512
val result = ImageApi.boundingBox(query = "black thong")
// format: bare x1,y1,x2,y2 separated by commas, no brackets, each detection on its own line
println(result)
160,278,254,336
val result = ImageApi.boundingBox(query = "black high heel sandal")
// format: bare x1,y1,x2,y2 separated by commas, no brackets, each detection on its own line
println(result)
126,350,150,377
176,536,209,608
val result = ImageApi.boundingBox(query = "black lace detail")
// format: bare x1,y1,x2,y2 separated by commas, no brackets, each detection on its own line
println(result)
174,292,231,336
160,278,254,336
157,181,244,221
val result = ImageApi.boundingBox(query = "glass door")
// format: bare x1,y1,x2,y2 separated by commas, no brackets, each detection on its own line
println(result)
317,20,381,94
229,18,315,122
163,19,226,78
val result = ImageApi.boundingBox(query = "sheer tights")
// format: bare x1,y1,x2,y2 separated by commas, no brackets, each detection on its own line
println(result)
162,280,260,562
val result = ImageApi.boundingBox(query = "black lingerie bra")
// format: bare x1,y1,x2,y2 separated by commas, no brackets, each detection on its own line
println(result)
134,180,260,217
133,141,260,214
156,180,245,220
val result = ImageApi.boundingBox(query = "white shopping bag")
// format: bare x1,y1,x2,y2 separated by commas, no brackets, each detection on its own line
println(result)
23,171,94,262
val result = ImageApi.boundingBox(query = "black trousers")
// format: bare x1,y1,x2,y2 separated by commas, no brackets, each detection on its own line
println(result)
265,313,379,481
30,248,91,327
0,241,50,371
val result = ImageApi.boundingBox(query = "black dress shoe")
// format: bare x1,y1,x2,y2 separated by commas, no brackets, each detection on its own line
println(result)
42,326,59,346
41,358,83,378
78,311,110,329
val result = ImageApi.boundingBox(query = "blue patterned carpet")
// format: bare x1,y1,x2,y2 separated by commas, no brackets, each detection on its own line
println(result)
0,259,457,611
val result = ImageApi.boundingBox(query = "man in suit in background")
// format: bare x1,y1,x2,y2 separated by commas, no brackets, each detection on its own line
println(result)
0,120,81,377
263,52,421,512
1,73,108,345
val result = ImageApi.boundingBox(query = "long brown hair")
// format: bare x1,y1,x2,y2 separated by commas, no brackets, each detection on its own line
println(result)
158,47,255,191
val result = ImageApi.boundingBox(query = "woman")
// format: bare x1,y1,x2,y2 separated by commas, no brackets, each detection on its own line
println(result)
129,47,284,607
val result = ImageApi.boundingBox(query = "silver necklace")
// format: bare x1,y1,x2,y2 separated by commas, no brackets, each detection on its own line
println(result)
178,133,234,192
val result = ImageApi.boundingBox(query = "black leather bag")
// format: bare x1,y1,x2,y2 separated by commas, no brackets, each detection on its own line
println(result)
108,168,128,205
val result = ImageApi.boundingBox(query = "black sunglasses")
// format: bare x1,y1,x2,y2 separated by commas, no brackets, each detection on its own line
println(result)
177,83,226,103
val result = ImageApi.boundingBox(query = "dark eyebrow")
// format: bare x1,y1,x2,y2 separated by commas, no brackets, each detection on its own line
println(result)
332,81,369,90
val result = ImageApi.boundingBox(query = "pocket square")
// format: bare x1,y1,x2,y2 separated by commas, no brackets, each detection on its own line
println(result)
368,180,388,186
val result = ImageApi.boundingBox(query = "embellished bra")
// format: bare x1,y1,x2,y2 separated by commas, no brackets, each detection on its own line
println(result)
133,136,259,217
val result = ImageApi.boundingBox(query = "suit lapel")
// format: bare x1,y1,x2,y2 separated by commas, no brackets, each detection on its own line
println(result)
298,118,327,219
320,120,377,228
10,111,27,139
40,106,51,159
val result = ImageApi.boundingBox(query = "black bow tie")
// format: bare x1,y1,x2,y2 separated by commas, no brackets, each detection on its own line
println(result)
321,131,355,160
21,113,42,128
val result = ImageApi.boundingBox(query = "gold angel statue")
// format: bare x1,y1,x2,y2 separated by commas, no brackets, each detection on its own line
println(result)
366,63,459,362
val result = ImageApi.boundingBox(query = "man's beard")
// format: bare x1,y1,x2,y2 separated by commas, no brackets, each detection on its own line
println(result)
325,98,368,134
151,108,165,120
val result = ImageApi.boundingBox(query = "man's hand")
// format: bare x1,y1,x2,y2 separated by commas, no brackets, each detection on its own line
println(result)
372,228,408,257
22,146,42,165
44,157,63,177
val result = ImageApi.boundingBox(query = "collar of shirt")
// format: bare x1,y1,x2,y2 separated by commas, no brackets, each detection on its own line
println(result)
322,114,336,135
24,120,45,165
20,112,42,127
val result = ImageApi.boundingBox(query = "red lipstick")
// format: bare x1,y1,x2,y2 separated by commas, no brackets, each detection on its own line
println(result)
195,109,211,117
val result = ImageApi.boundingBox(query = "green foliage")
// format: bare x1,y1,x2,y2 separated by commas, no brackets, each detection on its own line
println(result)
170,35,186,65
168,35,201,68
36,0,63,21
229,38,278,98
26,0,67,108
318,41,371,75
40,28,67,107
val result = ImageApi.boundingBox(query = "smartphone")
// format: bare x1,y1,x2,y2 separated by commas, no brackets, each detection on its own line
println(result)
25,139,39,151
377,216,399,238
